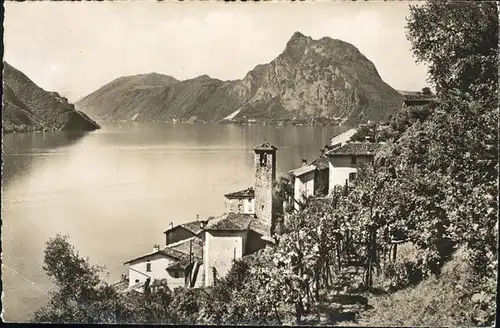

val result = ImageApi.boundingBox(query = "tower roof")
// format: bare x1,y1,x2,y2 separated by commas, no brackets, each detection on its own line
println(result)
254,141,277,151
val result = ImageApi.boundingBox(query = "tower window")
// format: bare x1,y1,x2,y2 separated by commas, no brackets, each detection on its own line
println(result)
351,156,357,165
260,154,267,166
261,205,265,210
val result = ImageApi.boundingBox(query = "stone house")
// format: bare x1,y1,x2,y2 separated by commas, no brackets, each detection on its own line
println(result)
224,187,255,214
289,163,316,211
123,237,203,291
325,142,381,190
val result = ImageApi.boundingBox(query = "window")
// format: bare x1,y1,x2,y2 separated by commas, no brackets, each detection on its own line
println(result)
261,205,265,210
260,153,267,166
135,279,140,283
146,262,151,272
238,204,243,213
174,271,179,278
351,156,357,165
349,172,357,182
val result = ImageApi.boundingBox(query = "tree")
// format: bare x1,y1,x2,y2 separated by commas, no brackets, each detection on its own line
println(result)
406,0,498,107
421,87,432,95
31,234,126,323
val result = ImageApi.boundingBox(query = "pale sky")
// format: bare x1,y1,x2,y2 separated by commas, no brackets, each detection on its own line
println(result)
4,1,429,102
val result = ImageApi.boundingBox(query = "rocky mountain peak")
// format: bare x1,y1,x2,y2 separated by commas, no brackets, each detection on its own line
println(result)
284,31,312,62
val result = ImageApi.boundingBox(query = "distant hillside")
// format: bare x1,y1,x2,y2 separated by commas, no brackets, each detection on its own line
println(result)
2,62,101,133
77,32,404,125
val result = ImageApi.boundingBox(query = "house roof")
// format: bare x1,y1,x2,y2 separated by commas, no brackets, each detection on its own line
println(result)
123,246,185,265
311,155,329,170
403,94,437,106
224,187,255,199
123,282,145,294
326,142,381,157
204,212,255,232
289,164,316,177
254,141,277,151
164,216,215,235
168,236,203,259
249,219,270,236
330,128,358,145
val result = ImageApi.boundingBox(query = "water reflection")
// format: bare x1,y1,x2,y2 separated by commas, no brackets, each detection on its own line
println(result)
2,131,88,187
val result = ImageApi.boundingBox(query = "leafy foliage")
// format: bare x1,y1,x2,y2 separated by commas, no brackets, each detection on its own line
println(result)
406,0,498,107
31,234,127,323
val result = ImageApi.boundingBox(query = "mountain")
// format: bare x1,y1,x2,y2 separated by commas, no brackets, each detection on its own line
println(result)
76,32,404,125
2,62,101,133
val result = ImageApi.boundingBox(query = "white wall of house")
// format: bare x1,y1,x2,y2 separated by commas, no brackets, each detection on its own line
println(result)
225,198,255,214
328,155,372,191
127,253,186,289
203,230,247,286
127,254,173,287
294,171,315,211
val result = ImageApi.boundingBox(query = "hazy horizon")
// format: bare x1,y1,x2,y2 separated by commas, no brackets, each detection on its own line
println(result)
4,1,429,102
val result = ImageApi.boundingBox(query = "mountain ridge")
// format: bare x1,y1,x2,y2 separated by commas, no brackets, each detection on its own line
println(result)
76,32,404,125
2,62,101,133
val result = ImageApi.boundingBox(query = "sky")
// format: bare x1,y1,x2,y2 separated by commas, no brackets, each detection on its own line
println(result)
4,1,429,102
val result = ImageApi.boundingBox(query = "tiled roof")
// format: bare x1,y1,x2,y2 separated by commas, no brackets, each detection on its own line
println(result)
204,212,255,231
224,187,255,199
123,282,145,294
168,236,203,259
123,246,185,265
289,164,316,177
249,219,270,236
311,155,329,170
326,142,381,157
180,221,205,235
164,216,215,235
254,141,277,151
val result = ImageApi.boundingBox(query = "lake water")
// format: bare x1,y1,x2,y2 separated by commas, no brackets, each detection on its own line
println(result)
1,122,346,322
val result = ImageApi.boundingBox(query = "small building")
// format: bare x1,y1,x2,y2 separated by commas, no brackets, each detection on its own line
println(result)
310,155,330,196
124,237,203,290
202,212,271,286
163,216,212,246
330,128,358,148
224,187,255,214
289,162,316,211
326,142,381,191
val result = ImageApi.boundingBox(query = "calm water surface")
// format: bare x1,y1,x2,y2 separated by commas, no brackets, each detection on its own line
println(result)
1,122,346,321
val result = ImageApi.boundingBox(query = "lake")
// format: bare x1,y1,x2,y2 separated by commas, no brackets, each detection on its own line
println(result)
1,122,346,322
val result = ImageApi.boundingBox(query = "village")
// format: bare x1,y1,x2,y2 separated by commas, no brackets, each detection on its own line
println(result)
115,94,435,293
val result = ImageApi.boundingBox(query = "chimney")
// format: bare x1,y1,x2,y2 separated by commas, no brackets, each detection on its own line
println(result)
196,214,200,221
302,158,308,166
153,244,160,252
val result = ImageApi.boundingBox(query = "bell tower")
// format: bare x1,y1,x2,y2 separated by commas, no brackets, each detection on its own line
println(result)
253,142,277,236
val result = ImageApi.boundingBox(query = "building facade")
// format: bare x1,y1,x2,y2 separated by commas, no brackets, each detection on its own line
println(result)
224,187,255,214
253,142,277,236
326,142,381,191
